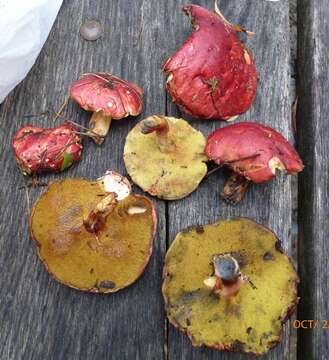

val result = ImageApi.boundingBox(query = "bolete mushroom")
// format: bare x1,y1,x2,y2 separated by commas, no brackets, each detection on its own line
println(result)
205,122,304,204
162,218,299,355
69,73,143,144
12,122,83,175
123,115,207,200
163,4,258,120
30,171,157,293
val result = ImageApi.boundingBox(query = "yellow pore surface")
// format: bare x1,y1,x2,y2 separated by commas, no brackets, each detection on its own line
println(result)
163,218,298,355
124,116,207,200
30,178,155,293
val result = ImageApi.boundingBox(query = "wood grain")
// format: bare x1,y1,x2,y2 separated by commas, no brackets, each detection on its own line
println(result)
297,1,329,359
165,1,297,359
0,1,168,359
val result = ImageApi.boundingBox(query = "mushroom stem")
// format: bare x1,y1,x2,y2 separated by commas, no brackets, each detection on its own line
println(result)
204,254,245,297
140,115,175,152
87,111,112,144
83,192,118,234
221,173,250,205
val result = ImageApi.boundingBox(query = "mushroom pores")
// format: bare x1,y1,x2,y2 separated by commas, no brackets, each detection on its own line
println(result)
205,122,304,183
163,5,258,120
162,218,298,355
30,177,157,293
124,116,208,200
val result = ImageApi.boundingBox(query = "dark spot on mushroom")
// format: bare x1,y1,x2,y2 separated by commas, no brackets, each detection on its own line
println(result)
275,240,284,253
80,20,103,41
263,252,274,261
99,280,116,289
104,79,115,90
195,225,204,234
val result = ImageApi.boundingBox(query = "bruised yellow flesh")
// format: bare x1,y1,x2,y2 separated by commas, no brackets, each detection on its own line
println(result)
30,179,155,293
163,218,298,355
124,116,207,200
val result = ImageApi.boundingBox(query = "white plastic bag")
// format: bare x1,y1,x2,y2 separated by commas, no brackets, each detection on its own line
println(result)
0,0,62,103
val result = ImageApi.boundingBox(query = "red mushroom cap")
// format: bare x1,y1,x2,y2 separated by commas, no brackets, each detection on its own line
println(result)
205,122,304,183
12,122,82,175
69,73,143,119
163,5,258,120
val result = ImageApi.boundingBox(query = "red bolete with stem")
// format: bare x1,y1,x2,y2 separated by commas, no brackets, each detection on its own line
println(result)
163,3,258,120
124,115,207,200
69,73,143,144
30,171,157,293
205,122,304,204
12,122,83,176
162,218,299,355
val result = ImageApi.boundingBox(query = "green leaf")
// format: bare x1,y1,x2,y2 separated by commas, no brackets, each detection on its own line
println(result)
60,152,74,172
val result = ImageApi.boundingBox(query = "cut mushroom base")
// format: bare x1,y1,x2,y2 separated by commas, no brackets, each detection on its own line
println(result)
69,73,143,144
162,218,299,355
205,122,304,204
124,115,208,200
30,172,157,293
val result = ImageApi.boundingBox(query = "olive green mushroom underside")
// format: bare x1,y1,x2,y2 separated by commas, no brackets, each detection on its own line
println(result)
124,117,207,200
163,218,298,355
30,178,155,293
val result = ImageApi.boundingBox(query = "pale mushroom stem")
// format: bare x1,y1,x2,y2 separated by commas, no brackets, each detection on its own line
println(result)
221,173,250,205
83,192,118,234
140,115,175,152
87,110,112,145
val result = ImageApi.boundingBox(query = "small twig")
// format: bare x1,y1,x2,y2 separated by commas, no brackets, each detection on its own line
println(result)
67,120,104,139
206,164,223,177
53,97,69,121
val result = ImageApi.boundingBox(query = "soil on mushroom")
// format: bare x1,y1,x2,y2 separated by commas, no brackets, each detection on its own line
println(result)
162,218,299,355
30,178,156,293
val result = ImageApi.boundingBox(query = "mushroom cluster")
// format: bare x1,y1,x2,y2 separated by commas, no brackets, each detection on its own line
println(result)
10,2,304,357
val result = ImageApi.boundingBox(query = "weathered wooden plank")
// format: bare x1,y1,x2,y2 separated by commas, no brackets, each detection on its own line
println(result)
0,1,168,359
297,1,329,358
165,1,297,359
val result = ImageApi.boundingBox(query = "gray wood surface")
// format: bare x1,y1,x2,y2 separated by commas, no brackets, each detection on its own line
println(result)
0,0,325,359
166,1,297,359
297,1,329,359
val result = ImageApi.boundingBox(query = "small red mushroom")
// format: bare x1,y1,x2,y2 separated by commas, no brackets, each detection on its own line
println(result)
163,4,258,121
69,73,143,144
205,122,304,204
12,122,82,175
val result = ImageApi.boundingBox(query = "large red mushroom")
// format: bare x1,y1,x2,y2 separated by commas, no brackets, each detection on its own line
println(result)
205,122,304,204
70,73,143,144
163,4,258,121
12,122,82,176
